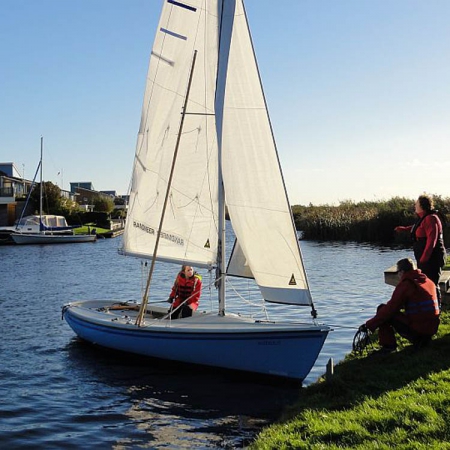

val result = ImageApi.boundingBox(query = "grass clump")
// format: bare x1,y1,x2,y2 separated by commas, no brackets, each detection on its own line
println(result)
251,311,450,449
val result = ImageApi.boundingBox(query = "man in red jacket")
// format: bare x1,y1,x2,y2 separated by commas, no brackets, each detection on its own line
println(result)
360,258,440,353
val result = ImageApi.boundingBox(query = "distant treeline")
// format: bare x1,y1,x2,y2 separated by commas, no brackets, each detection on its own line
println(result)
292,196,450,245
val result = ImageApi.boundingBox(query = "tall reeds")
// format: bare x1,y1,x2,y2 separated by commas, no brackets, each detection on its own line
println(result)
293,196,450,245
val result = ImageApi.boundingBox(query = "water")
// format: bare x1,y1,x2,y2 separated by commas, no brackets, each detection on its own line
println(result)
0,236,409,449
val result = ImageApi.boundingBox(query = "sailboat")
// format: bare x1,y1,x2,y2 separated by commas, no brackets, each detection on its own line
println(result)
63,0,330,382
10,138,97,245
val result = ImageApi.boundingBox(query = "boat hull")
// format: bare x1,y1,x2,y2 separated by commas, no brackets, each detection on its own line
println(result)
63,300,329,382
11,233,97,245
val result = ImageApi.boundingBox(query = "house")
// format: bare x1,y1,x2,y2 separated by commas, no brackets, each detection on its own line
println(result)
70,182,95,193
0,163,33,226
71,186,114,212
1,164,79,226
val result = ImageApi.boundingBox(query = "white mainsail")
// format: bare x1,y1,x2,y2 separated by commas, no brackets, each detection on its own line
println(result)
122,0,220,269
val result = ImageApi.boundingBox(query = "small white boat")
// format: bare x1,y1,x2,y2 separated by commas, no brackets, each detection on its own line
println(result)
8,138,96,245
63,0,330,382
0,214,78,244
0,214,74,235
11,232,96,245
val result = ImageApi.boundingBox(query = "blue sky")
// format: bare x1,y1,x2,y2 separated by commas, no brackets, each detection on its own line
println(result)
1,0,449,205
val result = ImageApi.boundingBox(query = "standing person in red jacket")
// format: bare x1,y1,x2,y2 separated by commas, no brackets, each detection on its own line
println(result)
395,195,446,302
168,265,202,319
359,258,440,353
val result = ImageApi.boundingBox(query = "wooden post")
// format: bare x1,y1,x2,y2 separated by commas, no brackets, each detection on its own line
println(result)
326,358,334,381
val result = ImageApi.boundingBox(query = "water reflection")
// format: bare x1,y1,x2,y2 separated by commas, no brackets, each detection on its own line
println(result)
66,340,299,449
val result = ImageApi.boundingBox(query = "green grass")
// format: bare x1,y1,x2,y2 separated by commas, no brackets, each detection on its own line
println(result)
444,256,450,271
251,311,450,449
74,225,110,235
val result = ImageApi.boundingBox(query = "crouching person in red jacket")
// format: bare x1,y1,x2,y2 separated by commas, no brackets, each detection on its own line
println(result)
359,258,440,353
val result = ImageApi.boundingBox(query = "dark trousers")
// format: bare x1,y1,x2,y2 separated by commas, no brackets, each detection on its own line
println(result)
169,304,193,320
418,260,442,305
376,304,430,348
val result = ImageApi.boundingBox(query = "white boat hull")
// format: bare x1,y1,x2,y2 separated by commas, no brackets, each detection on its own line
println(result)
11,233,97,245
63,300,330,382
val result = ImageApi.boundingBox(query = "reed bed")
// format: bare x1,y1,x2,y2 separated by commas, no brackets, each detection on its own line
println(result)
293,196,450,245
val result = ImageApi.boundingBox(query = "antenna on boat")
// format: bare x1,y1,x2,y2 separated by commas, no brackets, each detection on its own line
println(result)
135,50,198,327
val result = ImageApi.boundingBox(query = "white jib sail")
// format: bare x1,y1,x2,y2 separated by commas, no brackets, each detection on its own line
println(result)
220,0,312,306
122,0,220,269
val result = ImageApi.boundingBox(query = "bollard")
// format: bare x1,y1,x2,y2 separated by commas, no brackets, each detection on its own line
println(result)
326,358,334,381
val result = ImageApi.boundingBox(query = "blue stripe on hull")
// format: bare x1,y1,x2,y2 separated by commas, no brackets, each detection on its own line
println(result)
65,311,328,381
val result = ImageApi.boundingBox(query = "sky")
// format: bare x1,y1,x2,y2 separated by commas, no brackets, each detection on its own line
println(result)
1,0,449,205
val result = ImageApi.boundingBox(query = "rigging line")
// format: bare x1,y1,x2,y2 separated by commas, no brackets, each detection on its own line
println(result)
164,288,202,322
225,277,270,317
142,191,159,214
313,306,371,313
184,112,215,116
177,196,198,209
180,126,202,134
325,324,361,330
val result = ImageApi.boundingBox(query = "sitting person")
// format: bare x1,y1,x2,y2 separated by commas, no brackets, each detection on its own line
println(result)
168,265,202,319
360,257,440,353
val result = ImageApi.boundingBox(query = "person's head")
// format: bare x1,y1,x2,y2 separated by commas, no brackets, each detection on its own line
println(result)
396,258,416,277
415,194,434,214
181,265,194,278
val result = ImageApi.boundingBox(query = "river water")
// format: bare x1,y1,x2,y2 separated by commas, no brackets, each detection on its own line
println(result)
0,234,409,449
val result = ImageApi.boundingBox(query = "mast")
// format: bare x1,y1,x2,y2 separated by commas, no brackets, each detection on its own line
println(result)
215,0,236,316
217,138,226,317
39,136,43,233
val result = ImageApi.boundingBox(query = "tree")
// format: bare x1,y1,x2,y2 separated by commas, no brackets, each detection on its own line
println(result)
93,195,115,214
29,181,62,214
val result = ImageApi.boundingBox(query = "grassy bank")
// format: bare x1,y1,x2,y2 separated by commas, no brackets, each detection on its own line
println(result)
251,311,450,449
293,196,450,244
74,225,110,236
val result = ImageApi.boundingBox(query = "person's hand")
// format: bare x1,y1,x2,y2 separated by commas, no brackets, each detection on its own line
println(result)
358,324,368,332
394,226,406,232
167,297,174,303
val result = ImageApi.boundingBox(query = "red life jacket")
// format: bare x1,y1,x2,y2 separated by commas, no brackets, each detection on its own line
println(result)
366,269,439,336
170,272,202,310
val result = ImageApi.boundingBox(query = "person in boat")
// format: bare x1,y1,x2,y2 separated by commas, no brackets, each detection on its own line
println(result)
395,194,446,303
168,265,202,319
359,258,440,353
